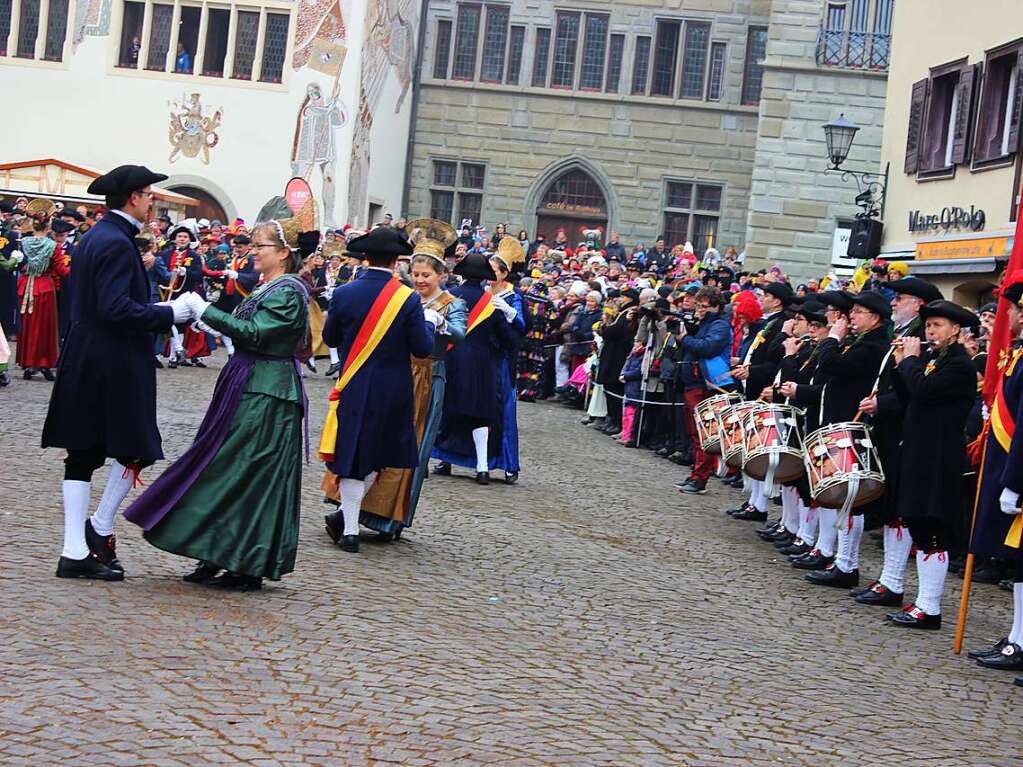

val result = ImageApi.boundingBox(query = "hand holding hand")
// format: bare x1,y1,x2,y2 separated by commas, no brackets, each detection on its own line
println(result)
999,488,1021,515
223,269,239,280
858,396,878,416
491,295,517,322
183,291,211,319
165,295,193,324
778,381,797,398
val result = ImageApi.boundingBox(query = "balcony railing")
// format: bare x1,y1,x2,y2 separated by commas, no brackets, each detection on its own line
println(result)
815,27,891,71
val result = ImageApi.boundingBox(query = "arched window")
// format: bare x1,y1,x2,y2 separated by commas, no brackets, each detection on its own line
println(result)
539,169,607,216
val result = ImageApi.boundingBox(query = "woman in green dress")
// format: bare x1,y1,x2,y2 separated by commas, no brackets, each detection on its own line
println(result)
124,218,310,590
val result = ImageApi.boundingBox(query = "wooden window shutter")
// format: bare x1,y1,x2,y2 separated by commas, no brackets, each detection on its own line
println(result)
951,63,980,164
905,78,929,174
1007,49,1023,154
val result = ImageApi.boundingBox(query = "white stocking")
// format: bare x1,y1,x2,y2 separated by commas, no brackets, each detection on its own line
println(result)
1010,582,1023,644
90,461,134,536
748,479,766,513
780,487,800,534
914,550,948,616
797,503,817,547
61,481,91,559
339,472,377,537
472,427,489,472
329,347,340,365
834,514,864,573
170,325,183,354
878,523,913,594
815,508,838,558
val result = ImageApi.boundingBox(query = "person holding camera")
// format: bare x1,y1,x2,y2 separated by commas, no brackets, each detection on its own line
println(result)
595,287,639,436
676,287,734,494
632,289,668,447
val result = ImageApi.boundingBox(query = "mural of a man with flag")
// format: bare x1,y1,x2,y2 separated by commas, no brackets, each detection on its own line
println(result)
955,184,1023,687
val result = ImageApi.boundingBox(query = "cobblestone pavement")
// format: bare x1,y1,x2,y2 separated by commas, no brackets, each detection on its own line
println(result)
1,351,1021,766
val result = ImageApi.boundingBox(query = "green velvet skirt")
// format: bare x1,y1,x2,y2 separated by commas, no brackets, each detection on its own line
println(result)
145,393,303,580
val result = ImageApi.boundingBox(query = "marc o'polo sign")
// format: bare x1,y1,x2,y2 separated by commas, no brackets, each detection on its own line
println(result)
908,206,986,234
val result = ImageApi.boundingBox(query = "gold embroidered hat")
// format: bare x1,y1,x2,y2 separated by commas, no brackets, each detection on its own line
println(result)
405,218,458,264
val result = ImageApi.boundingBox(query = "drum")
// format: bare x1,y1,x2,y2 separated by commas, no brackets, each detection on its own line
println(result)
718,401,759,469
741,403,805,483
694,392,742,454
803,422,885,510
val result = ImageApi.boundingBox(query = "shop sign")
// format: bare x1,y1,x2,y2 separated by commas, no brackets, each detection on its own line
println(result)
544,201,605,216
915,234,1012,260
908,206,986,234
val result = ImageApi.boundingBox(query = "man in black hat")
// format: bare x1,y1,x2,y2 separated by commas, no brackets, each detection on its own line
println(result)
42,164,194,580
0,201,20,336
320,226,436,553
852,277,942,607
887,300,979,629
803,290,891,588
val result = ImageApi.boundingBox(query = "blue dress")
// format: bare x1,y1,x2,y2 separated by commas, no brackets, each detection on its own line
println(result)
492,286,526,474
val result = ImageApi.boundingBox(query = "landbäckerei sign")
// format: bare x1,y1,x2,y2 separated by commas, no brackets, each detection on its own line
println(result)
908,206,986,234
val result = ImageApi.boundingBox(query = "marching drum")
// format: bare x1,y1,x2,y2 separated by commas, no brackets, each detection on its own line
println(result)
741,403,805,483
718,401,759,469
694,392,742,455
803,422,885,510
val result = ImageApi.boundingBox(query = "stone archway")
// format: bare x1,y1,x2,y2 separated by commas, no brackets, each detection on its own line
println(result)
524,157,617,244
162,173,237,223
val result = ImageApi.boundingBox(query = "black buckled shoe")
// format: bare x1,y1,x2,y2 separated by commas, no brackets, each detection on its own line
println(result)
84,519,123,571
475,471,490,485
56,555,124,581
339,534,360,553
754,520,782,537
805,564,859,588
732,507,768,522
208,571,262,591
849,580,876,598
40,368,56,381
765,529,795,545
725,504,751,516
433,461,452,476
324,511,343,544
183,561,222,583
504,472,518,485
854,582,904,606
968,637,1010,660
778,540,811,556
887,604,941,630
976,642,1023,670
790,549,833,570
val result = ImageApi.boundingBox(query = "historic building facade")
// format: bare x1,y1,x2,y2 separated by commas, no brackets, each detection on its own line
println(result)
876,0,1021,304
406,0,893,273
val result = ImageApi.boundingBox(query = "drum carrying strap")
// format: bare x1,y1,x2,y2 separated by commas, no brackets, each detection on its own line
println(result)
836,476,860,530
764,452,780,498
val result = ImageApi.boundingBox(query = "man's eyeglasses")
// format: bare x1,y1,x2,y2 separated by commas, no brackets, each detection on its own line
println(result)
250,243,277,250
696,303,712,310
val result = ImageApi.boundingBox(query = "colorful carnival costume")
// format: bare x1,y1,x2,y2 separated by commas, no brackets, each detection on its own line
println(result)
17,228,68,377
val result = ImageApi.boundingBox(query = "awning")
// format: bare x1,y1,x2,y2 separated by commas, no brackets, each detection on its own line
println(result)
0,158,198,207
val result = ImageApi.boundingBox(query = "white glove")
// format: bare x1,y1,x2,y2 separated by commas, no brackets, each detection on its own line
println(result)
491,294,517,322
12,250,24,264
424,308,446,332
159,296,193,324
323,286,335,301
176,266,187,277
184,291,211,319
223,269,239,279
999,488,1021,515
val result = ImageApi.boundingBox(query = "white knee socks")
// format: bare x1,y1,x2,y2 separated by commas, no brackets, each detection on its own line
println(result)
748,479,766,513
780,487,800,534
914,550,949,616
170,326,183,354
1010,582,1023,644
815,508,838,557
797,503,817,547
90,461,134,536
878,523,913,594
834,514,864,573
329,347,340,365
61,480,91,559
472,427,489,472
339,471,377,536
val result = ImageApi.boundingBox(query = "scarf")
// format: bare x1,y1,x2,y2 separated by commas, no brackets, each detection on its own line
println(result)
19,236,56,315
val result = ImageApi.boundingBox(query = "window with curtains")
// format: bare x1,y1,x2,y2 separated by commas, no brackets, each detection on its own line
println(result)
430,160,486,226
105,0,291,85
550,11,579,88
817,0,893,71
663,181,722,251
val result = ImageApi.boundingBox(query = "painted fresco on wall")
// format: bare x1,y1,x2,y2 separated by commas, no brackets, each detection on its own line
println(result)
168,94,223,165
73,0,111,50
291,83,349,225
293,0,347,72
347,0,418,227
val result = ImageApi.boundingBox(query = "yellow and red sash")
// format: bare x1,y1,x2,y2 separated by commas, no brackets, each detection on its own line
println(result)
991,350,1023,548
317,278,414,462
466,292,495,336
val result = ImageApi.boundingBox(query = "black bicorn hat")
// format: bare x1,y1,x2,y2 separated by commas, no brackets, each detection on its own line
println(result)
920,299,980,328
453,252,497,281
850,289,892,319
346,226,413,258
87,165,168,196
817,289,855,314
888,276,943,303
761,281,795,305
50,219,75,234
794,299,827,324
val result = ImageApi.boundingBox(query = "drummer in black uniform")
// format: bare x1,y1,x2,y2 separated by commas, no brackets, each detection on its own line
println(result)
886,300,978,629
851,277,942,607
803,290,890,589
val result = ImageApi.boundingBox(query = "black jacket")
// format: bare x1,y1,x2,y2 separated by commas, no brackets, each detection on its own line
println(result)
743,311,789,400
596,309,637,387
813,325,889,425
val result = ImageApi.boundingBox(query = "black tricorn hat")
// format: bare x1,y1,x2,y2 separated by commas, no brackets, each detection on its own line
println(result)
888,276,943,303
920,299,979,328
818,290,855,314
795,299,827,324
850,290,892,319
762,281,794,305
87,165,168,196
347,226,413,258
51,219,75,234
453,252,497,281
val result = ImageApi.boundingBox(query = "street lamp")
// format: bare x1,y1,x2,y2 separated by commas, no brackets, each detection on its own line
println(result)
822,113,888,220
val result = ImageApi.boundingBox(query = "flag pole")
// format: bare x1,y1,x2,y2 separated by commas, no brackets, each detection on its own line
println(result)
953,430,988,654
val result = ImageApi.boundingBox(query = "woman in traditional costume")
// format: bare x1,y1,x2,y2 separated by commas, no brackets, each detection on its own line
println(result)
124,209,314,590
17,218,68,380
488,239,527,483
354,219,467,539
